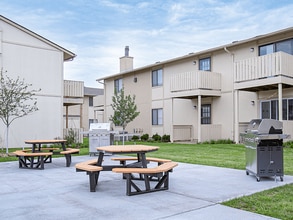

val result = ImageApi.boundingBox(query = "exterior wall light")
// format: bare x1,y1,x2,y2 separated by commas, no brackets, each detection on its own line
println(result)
250,48,254,52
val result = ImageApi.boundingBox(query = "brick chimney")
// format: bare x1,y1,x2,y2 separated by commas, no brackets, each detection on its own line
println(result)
119,46,133,72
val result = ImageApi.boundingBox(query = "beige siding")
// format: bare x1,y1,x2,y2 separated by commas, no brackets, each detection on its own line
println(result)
100,28,293,143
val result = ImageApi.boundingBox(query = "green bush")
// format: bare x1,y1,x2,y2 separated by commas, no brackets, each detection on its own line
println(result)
152,133,161,141
140,133,149,141
64,128,77,145
162,134,170,142
201,139,234,144
132,135,139,141
284,141,293,148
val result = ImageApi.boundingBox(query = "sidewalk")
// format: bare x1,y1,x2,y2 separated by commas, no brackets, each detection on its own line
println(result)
1,155,292,220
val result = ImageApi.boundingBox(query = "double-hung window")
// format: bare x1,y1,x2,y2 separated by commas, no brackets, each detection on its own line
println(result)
152,108,163,125
114,78,123,92
199,57,211,71
152,69,163,87
201,104,211,124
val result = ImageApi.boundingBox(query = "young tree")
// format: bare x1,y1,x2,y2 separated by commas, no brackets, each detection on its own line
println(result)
0,69,40,153
109,88,140,145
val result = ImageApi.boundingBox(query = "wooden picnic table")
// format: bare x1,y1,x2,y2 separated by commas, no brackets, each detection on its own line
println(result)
25,139,67,152
75,145,159,192
13,139,79,169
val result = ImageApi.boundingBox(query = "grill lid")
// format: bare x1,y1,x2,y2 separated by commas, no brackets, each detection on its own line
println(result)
246,119,282,134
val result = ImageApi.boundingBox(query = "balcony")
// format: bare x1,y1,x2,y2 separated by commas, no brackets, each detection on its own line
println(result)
63,80,84,105
170,71,221,98
234,52,293,91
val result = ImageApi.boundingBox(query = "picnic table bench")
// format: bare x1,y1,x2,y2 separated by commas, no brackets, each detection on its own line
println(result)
13,140,80,170
13,150,53,170
111,157,172,166
112,161,178,196
75,159,103,192
60,148,80,167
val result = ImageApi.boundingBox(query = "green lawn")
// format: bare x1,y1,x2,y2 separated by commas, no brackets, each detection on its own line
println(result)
1,140,293,219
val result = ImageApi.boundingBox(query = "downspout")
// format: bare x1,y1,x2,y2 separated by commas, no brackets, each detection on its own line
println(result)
224,47,237,143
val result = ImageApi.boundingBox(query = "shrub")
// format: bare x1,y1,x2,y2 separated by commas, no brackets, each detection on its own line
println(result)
64,128,77,145
152,133,161,141
201,139,234,144
132,135,139,141
140,133,149,141
162,134,170,142
284,141,293,148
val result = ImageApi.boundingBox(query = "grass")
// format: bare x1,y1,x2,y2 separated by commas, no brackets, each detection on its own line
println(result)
1,140,293,219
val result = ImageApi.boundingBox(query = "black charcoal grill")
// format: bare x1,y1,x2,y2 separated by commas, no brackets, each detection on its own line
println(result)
240,119,289,182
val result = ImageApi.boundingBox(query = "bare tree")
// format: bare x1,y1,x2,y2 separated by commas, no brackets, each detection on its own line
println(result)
109,88,140,145
0,69,40,154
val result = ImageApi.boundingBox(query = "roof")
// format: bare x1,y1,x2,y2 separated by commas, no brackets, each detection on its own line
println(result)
0,15,76,61
97,26,293,81
84,87,104,96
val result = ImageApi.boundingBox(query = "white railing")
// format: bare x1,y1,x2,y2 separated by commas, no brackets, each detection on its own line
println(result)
235,52,293,82
173,125,192,141
170,71,221,92
64,80,84,97
201,124,222,142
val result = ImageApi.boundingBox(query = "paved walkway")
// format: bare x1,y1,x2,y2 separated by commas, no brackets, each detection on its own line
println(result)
1,155,292,220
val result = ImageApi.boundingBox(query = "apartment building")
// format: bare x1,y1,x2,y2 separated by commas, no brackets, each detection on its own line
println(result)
63,81,104,136
98,28,293,143
0,15,75,148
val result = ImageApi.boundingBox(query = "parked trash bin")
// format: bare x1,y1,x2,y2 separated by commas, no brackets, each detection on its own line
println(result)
240,119,289,182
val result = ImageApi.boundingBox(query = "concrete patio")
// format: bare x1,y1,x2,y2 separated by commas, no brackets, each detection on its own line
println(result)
1,155,292,220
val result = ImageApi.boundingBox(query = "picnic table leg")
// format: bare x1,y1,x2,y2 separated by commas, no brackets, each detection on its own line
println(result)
61,142,66,151
88,172,99,192
39,156,45,169
64,154,72,167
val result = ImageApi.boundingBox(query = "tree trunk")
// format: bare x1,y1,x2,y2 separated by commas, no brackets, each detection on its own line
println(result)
5,125,9,154
122,129,125,145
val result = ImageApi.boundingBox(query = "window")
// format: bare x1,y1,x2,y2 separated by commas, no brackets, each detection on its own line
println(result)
261,99,293,120
270,100,278,120
199,57,211,71
89,97,93,107
259,38,293,56
283,99,288,120
152,109,163,125
152,69,163,87
259,44,274,56
89,119,94,127
114,78,123,92
289,100,293,120
261,101,270,119
201,104,211,124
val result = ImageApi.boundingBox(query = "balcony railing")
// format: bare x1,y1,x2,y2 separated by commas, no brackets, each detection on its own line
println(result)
235,51,293,83
64,80,84,97
170,71,221,93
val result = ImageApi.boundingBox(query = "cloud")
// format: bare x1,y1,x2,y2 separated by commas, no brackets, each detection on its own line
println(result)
1,0,293,88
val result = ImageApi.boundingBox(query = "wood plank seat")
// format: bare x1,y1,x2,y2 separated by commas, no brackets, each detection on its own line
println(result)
13,150,53,170
75,159,103,192
60,148,80,167
111,157,172,165
40,147,59,151
112,161,178,196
